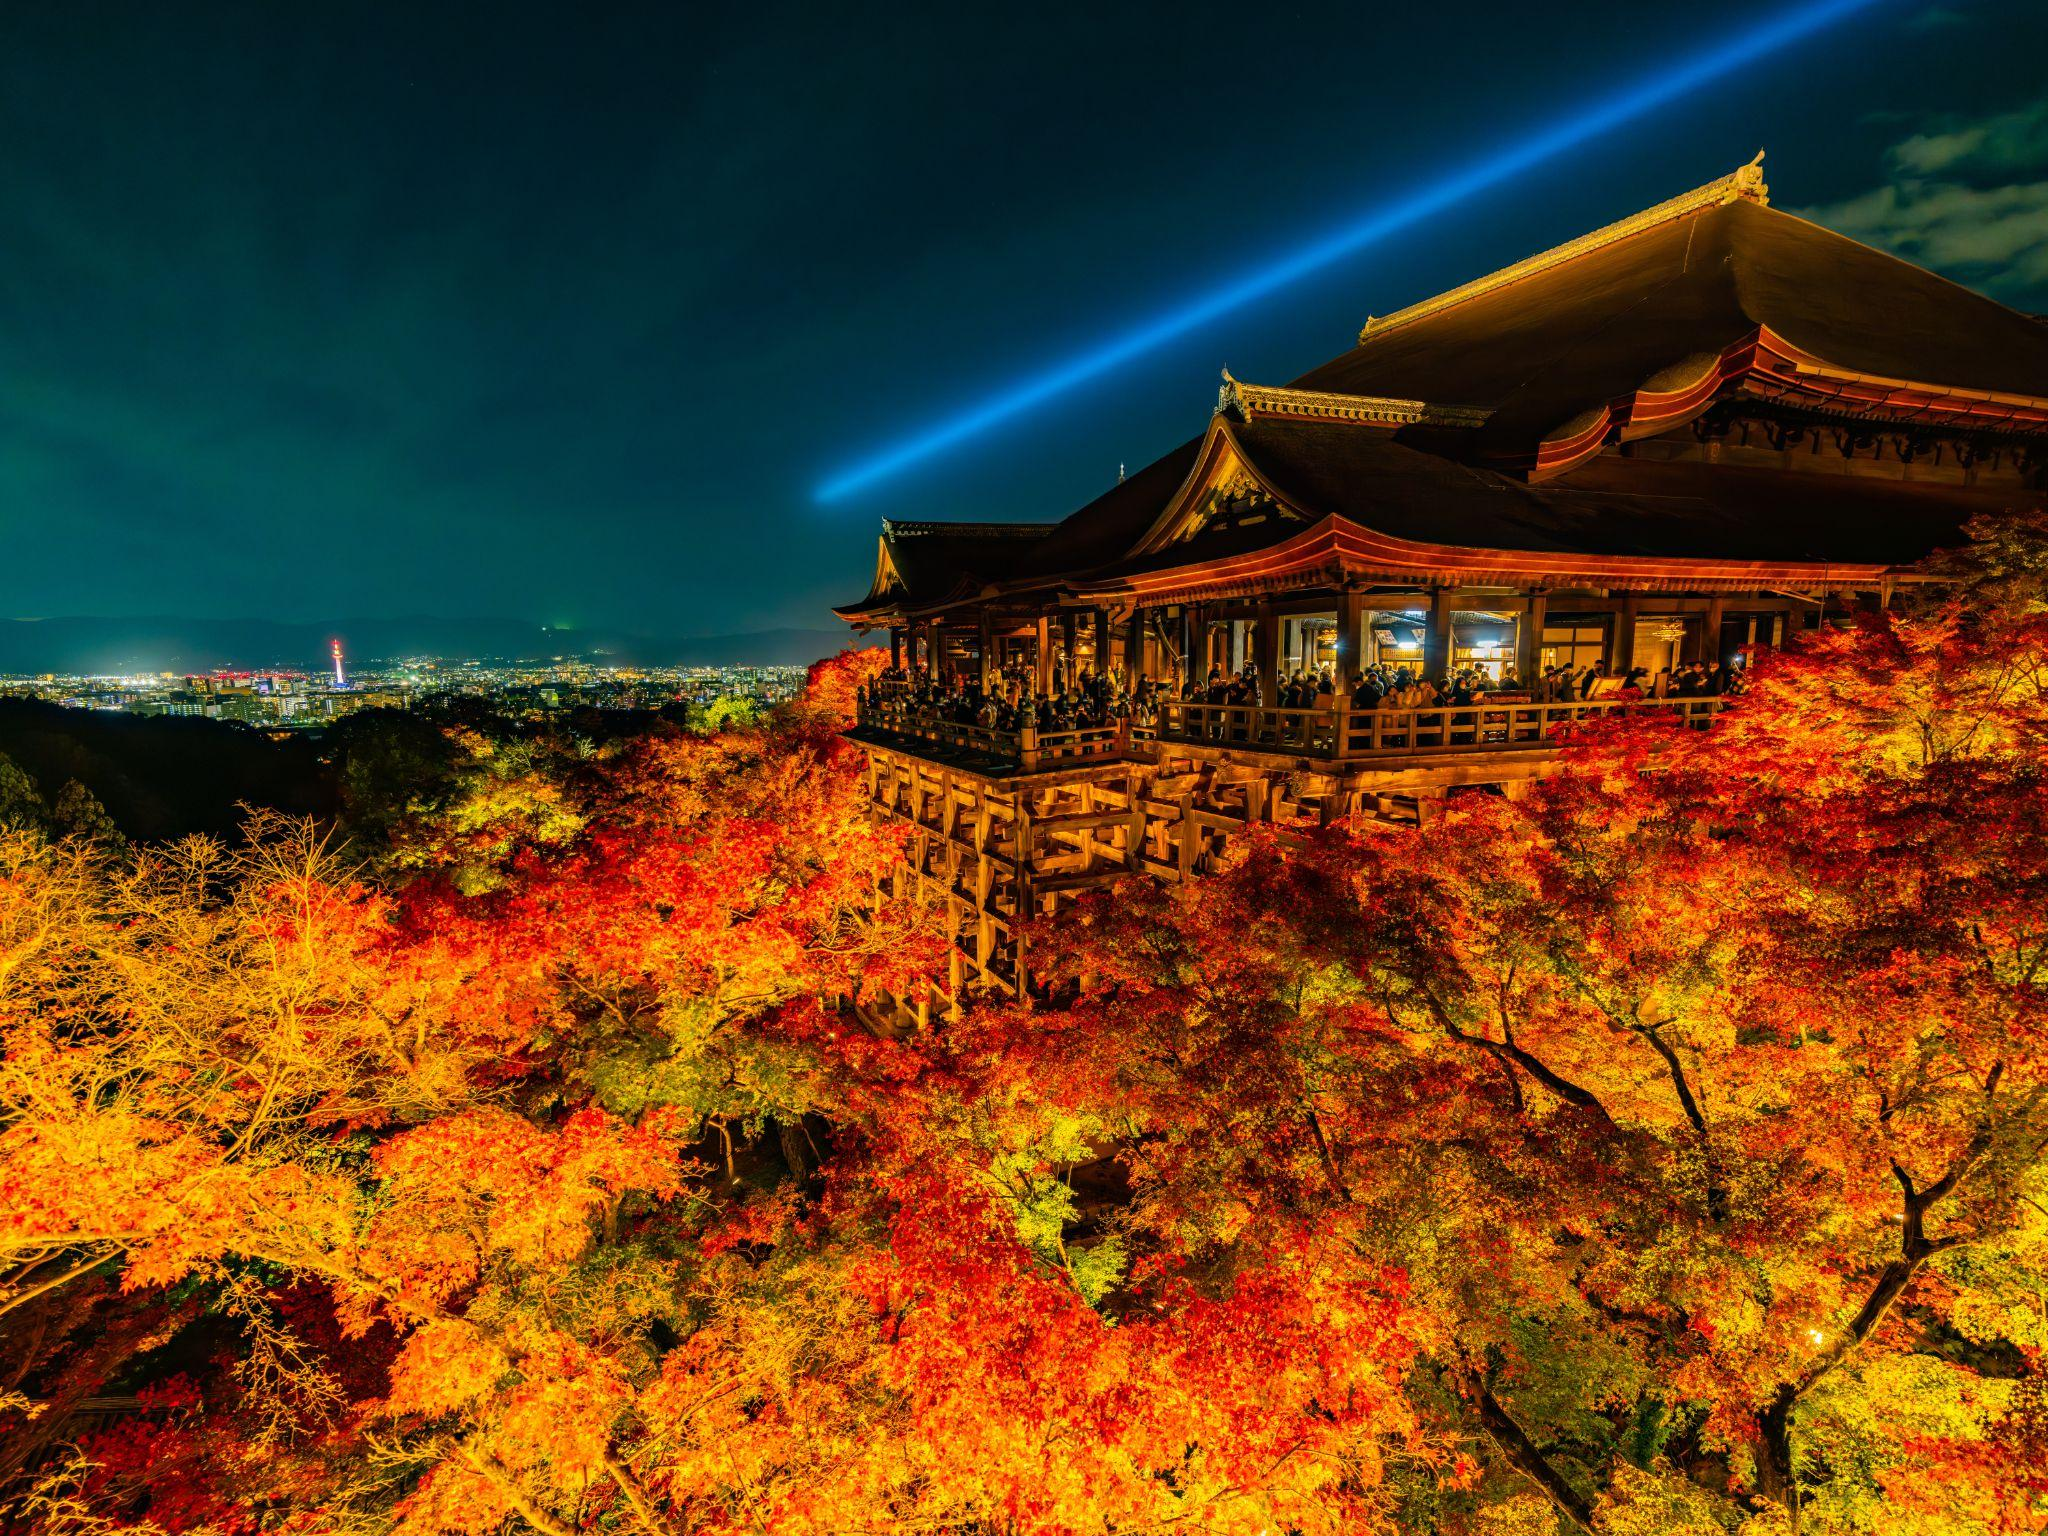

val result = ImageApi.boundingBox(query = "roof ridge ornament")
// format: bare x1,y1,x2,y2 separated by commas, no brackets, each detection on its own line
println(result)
881,518,1058,537
1218,367,1491,429
1357,152,1772,345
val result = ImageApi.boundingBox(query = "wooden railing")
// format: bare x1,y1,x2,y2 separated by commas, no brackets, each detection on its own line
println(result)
856,694,1124,771
857,691,1726,768
1157,696,1723,757
1152,702,1339,755
1032,723,1123,768
1331,696,1721,755
860,698,1015,760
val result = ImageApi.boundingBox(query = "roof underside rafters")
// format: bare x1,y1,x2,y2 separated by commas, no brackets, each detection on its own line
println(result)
1528,326,2048,481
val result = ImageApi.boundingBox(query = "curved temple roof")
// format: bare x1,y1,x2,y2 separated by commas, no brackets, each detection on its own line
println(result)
1085,416,2026,599
1295,164,2048,464
837,160,2048,623
834,518,1056,622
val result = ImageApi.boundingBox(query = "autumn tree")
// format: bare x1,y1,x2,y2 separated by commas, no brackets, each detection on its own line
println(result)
0,662,955,1534
0,756,44,836
995,600,2048,1532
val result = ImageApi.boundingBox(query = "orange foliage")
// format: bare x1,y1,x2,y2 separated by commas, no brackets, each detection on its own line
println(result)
1,609,2044,1534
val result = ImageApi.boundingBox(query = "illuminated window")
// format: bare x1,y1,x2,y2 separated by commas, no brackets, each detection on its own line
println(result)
1540,620,1608,673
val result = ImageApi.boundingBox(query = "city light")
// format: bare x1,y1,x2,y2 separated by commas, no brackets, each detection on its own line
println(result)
0,661,812,726
813,0,1885,504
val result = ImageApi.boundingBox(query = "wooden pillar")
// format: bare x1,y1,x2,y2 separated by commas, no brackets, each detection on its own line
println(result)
1013,799,1034,998
1061,612,1078,683
1090,607,1107,679
1034,615,1053,695
1257,603,1280,708
1123,608,1144,681
1519,591,1547,684
1187,604,1206,684
1695,596,1726,665
1424,588,1454,680
1335,588,1364,697
978,608,995,689
889,626,902,670
1612,596,1639,676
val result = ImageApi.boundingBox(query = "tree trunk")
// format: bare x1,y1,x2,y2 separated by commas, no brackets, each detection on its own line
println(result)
1470,1378,1596,1534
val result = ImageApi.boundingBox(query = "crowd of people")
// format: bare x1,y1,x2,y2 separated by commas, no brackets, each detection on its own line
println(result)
1347,656,1746,708
859,653,1745,740
864,661,1141,735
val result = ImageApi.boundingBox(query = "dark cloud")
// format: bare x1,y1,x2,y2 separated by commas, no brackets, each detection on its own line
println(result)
1890,98,2048,178
1800,97,2048,308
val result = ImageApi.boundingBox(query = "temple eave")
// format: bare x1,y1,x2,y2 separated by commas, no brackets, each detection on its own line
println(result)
1078,516,1904,606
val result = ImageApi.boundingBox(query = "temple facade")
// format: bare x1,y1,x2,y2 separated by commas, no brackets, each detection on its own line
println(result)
834,158,2048,1021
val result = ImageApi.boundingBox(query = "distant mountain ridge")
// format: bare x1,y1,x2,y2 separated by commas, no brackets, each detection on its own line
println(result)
0,617,852,674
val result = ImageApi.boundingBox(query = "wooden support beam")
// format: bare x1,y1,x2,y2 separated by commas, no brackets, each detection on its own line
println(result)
1032,808,1139,833
946,896,964,999
1257,603,1280,707
1519,591,1547,684
1034,871,1125,896
1613,596,1639,676
1335,588,1363,701
1014,798,1035,997
1424,588,1454,681
1696,596,1726,666
1124,774,1146,874
1246,776,1270,823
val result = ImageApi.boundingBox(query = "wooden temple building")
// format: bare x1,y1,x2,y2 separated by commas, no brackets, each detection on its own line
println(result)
834,157,2048,1018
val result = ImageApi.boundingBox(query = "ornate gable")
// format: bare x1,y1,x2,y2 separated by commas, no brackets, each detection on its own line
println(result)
1126,420,1312,557
1180,465,1303,543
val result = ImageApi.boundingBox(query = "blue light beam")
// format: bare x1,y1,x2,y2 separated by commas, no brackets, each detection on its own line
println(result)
814,0,1885,504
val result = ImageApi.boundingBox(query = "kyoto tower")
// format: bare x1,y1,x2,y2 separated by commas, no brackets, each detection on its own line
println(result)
330,637,346,689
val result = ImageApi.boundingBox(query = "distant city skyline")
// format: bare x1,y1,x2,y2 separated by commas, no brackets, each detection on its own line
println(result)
0,656,810,731
4,1,2045,633
0,614,847,677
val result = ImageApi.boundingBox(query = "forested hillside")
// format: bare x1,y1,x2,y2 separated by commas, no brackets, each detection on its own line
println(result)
3,566,2045,1533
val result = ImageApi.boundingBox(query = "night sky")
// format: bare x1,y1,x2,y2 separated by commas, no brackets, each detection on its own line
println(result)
4,1,2045,639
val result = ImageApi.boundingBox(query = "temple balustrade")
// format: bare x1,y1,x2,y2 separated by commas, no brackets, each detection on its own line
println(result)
1160,696,1723,756
854,688,1726,771
856,693,1125,768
